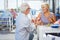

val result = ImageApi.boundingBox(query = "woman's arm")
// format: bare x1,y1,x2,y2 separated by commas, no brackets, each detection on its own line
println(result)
52,14,56,22
48,13,56,23
36,13,41,19
35,13,43,25
31,13,41,24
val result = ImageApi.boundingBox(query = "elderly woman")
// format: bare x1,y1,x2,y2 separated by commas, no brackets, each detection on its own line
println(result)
15,3,36,40
36,3,56,25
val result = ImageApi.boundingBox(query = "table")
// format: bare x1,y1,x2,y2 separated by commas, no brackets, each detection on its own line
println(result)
37,25,60,40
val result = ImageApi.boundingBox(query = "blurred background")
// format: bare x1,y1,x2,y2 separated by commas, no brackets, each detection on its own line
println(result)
0,0,60,20
0,0,60,40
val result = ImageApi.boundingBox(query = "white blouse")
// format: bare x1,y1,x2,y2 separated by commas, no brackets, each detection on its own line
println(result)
15,12,36,40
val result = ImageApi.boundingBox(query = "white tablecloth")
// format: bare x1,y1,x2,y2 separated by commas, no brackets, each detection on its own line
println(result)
37,25,60,40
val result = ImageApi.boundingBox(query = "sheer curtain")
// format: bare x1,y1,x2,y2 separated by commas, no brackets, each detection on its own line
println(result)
8,0,17,9
0,0,4,10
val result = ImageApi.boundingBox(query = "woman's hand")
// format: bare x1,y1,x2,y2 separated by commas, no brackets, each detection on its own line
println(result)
31,18,36,24
47,14,56,24
35,19,43,25
48,17,53,23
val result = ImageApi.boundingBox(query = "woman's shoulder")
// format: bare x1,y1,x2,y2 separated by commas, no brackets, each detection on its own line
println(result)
50,12,55,17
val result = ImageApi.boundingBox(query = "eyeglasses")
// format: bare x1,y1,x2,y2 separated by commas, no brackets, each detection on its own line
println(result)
27,8,30,10
26,8,30,11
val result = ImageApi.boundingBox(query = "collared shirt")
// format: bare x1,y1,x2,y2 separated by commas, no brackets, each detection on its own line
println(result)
15,12,35,40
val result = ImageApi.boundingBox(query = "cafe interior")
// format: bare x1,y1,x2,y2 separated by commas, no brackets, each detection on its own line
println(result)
0,0,60,40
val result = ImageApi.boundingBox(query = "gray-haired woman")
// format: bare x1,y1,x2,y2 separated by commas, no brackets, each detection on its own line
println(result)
15,3,36,40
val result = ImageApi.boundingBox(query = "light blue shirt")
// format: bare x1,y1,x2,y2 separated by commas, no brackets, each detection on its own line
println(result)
15,12,35,40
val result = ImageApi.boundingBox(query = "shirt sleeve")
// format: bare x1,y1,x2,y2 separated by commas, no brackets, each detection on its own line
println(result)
23,18,36,33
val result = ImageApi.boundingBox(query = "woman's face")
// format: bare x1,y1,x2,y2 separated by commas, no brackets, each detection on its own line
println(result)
41,5,49,13
25,7,30,15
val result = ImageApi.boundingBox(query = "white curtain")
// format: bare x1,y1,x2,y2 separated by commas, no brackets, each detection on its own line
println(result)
0,0,4,10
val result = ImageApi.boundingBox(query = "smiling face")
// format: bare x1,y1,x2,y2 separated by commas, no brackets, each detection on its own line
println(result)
41,4,49,13
25,7,30,15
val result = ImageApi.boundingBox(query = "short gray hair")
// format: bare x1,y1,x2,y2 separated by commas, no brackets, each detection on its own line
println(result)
20,3,30,12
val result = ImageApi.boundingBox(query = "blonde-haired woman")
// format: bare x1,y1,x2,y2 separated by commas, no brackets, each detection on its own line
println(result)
36,3,56,25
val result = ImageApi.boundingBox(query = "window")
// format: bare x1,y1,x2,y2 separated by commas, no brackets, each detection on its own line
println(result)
55,0,60,14
8,0,17,9
18,0,22,7
0,0,4,10
22,0,44,10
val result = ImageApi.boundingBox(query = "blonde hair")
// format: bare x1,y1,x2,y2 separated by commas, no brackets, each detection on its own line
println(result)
41,2,49,8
